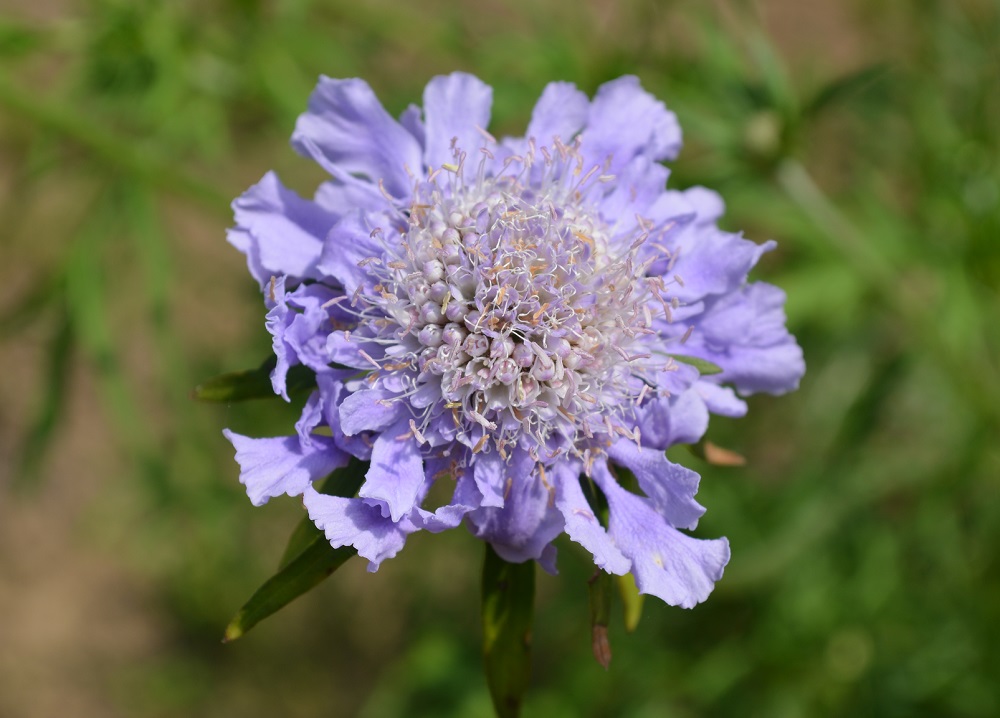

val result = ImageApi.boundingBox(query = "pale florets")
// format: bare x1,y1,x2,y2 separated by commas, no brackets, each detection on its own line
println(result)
348,139,681,463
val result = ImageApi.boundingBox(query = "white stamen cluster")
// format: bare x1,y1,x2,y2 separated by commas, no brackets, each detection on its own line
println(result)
350,141,678,458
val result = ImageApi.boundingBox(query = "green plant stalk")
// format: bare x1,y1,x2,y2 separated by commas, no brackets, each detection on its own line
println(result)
482,545,535,718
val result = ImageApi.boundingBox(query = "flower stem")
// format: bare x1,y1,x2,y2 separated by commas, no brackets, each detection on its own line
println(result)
481,545,535,718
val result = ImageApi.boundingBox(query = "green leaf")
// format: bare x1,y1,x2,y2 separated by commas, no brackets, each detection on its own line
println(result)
223,535,355,643
588,570,614,669
616,573,645,633
278,511,328,572
193,358,316,402
223,459,368,642
667,354,723,376
482,544,535,718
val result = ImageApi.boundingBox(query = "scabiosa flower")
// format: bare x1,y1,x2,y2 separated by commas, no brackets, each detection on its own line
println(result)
224,73,804,608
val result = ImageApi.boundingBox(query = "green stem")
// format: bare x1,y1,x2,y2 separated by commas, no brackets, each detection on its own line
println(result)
481,545,535,718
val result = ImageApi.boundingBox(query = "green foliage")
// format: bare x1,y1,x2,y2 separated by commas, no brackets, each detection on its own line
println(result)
1,0,998,717
223,530,355,643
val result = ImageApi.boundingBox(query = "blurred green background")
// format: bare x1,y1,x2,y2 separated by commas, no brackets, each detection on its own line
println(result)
1,0,998,716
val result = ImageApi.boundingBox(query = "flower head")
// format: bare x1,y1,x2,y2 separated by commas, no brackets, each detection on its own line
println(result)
225,73,804,607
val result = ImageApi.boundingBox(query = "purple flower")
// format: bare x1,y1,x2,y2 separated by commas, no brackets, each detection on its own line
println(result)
225,73,804,607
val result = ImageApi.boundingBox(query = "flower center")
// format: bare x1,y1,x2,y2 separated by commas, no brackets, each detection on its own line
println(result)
354,142,675,459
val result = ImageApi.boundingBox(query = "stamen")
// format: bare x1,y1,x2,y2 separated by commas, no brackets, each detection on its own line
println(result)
409,419,427,445
358,350,382,370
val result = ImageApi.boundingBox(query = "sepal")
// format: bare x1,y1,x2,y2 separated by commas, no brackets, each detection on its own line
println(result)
193,356,316,402
666,354,723,376
588,569,613,670
616,573,645,633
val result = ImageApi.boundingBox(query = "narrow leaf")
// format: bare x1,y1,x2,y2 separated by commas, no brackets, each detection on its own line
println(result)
193,358,316,402
616,573,645,633
482,545,535,718
223,539,355,643
667,354,723,376
224,459,368,641
278,512,328,572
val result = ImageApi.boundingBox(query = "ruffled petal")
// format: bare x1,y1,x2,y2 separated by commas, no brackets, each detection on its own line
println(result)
227,171,337,288
303,486,413,571
526,81,589,146
607,440,706,530
338,388,407,436
317,209,392,295
633,388,709,449
412,457,483,532
422,72,493,176
670,231,775,304
537,544,559,576
291,77,422,199
645,186,720,229
325,331,384,371
638,362,708,446
467,449,563,565
265,281,339,399
595,156,671,237
592,461,729,608
653,360,702,395
223,431,348,507
471,450,507,508
581,76,682,174
552,463,630,575
295,390,324,448
688,283,806,395
696,382,748,417
358,418,426,522
313,178,389,217
644,187,773,304
265,276,294,400
315,375,375,460
399,103,426,148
